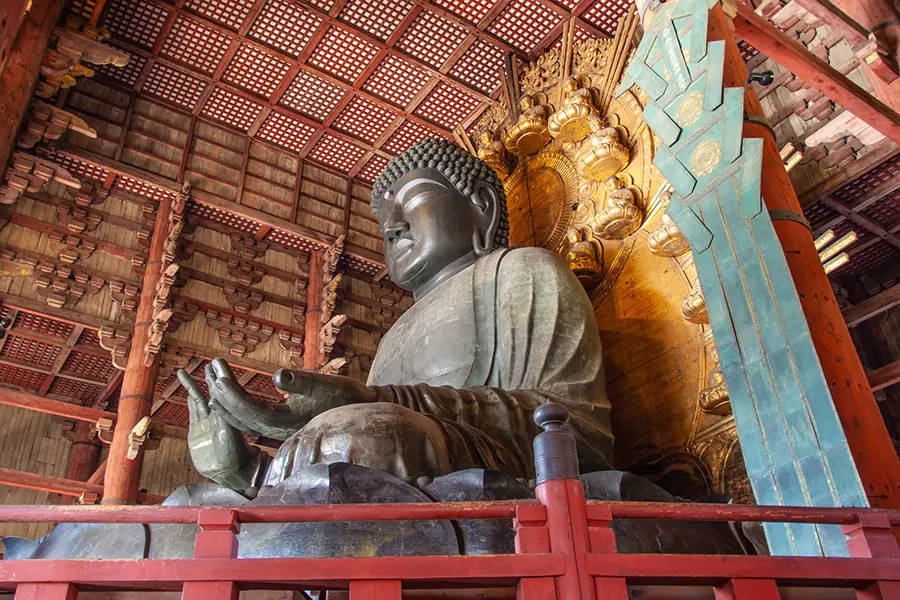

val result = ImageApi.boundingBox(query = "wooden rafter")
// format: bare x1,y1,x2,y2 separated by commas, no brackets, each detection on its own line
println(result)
869,360,900,393
842,284,900,327
0,466,166,504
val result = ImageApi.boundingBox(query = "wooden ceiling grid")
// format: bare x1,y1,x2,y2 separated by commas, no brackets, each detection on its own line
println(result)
91,0,618,180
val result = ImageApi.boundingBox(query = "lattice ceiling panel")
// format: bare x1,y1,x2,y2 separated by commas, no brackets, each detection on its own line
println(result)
0,364,46,392
42,150,111,183
115,174,178,202
142,62,207,110
339,0,414,42
184,0,255,31
161,16,231,76
15,312,75,339
223,44,292,98
449,38,506,95
831,153,900,205
48,378,104,404
488,0,563,53
582,0,632,36
265,229,324,253
396,11,468,69
156,401,190,425
280,70,346,122
0,335,61,370
201,87,264,132
433,0,500,25
357,154,390,184
361,55,431,109
105,0,169,49
257,111,317,153
307,134,368,173
61,350,117,382
382,120,435,155
190,202,261,235
309,27,380,83
332,97,397,145
248,0,322,58
414,81,480,130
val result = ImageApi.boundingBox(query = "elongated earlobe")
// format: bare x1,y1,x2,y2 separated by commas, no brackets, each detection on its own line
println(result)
470,182,500,256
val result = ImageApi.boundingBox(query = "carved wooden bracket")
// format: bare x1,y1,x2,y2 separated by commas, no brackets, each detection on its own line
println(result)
372,280,404,306
321,273,343,324
223,284,264,314
230,234,268,261
226,258,266,287
292,304,306,326
372,307,398,330
319,357,347,375
158,346,195,381
131,253,148,277
136,225,153,252
38,26,129,99
205,310,274,357
110,280,140,322
56,202,101,233
1,152,80,205
98,326,131,370
319,313,347,360
323,234,345,280
48,232,96,264
21,257,104,309
17,101,96,149
277,330,304,368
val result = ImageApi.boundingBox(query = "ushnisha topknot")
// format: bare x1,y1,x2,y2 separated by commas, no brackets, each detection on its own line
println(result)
371,137,509,248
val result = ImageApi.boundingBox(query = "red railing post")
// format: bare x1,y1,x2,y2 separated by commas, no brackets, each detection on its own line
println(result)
842,512,900,599
514,503,556,599
532,403,596,600
14,584,77,600
714,580,781,599
349,580,402,599
585,505,626,600
182,508,240,600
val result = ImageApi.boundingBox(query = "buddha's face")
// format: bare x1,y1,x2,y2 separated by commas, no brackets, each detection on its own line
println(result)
379,168,497,293
520,95,534,111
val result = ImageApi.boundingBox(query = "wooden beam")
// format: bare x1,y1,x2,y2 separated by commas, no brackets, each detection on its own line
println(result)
819,196,900,250
869,360,900,392
798,144,899,208
0,467,165,504
733,2,900,145
0,293,129,333
842,284,900,326
0,0,65,173
0,386,187,440
37,326,84,397
50,145,386,268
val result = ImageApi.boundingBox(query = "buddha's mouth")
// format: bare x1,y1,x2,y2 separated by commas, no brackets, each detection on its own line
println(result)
395,237,415,252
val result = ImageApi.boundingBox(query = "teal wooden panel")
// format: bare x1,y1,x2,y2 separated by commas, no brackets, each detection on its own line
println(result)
617,0,868,557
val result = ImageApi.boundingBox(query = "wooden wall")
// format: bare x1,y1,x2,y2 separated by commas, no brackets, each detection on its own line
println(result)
0,404,71,540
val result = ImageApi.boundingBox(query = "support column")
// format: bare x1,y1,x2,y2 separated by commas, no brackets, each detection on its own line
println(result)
710,6,900,514
0,0,65,172
620,0,897,556
303,249,324,370
60,422,101,505
102,193,172,505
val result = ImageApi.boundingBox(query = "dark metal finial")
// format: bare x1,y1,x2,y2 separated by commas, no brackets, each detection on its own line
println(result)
532,402,579,484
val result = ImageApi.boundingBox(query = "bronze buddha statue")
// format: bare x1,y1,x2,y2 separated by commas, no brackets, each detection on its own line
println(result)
180,138,613,492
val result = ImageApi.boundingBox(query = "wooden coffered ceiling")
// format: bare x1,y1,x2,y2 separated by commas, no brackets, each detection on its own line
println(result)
81,0,626,181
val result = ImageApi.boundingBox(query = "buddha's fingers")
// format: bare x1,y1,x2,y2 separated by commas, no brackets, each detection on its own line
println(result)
214,376,301,440
178,369,210,422
273,368,373,407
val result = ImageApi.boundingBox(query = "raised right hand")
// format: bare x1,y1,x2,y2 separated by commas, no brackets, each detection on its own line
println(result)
178,368,258,489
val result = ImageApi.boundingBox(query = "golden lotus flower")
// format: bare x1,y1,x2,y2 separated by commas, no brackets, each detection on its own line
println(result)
548,77,598,142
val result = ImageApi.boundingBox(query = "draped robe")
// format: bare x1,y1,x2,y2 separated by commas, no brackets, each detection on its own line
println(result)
265,247,613,484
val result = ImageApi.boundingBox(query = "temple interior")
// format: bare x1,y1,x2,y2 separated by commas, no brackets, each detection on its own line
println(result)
1,0,900,596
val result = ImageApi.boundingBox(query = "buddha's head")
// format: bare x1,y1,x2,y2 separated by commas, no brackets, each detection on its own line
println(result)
605,175,623,191
519,94,535,111
372,138,509,295
563,76,580,94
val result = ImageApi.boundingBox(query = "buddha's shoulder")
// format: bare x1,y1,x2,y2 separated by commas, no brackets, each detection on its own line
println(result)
499,246,568,272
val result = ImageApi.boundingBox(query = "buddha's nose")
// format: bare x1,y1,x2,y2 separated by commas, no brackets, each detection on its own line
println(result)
383,221,409,244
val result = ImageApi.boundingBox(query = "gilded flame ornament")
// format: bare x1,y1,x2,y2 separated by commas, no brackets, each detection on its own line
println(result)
565,227,603,288
648,212,691,257
699,366,731,416
591,175,641,240
576,116,630,181
503,95,550,157
548,77,598,142
681,280,709,325
477,130,510,180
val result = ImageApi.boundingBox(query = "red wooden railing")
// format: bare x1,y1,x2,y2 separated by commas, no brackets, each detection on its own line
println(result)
0,475,898,599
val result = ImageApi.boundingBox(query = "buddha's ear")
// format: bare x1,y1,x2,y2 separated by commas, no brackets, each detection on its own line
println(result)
470,181,500,257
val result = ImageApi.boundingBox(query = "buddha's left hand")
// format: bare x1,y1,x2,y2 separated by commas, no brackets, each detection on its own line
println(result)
207,358,376,440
